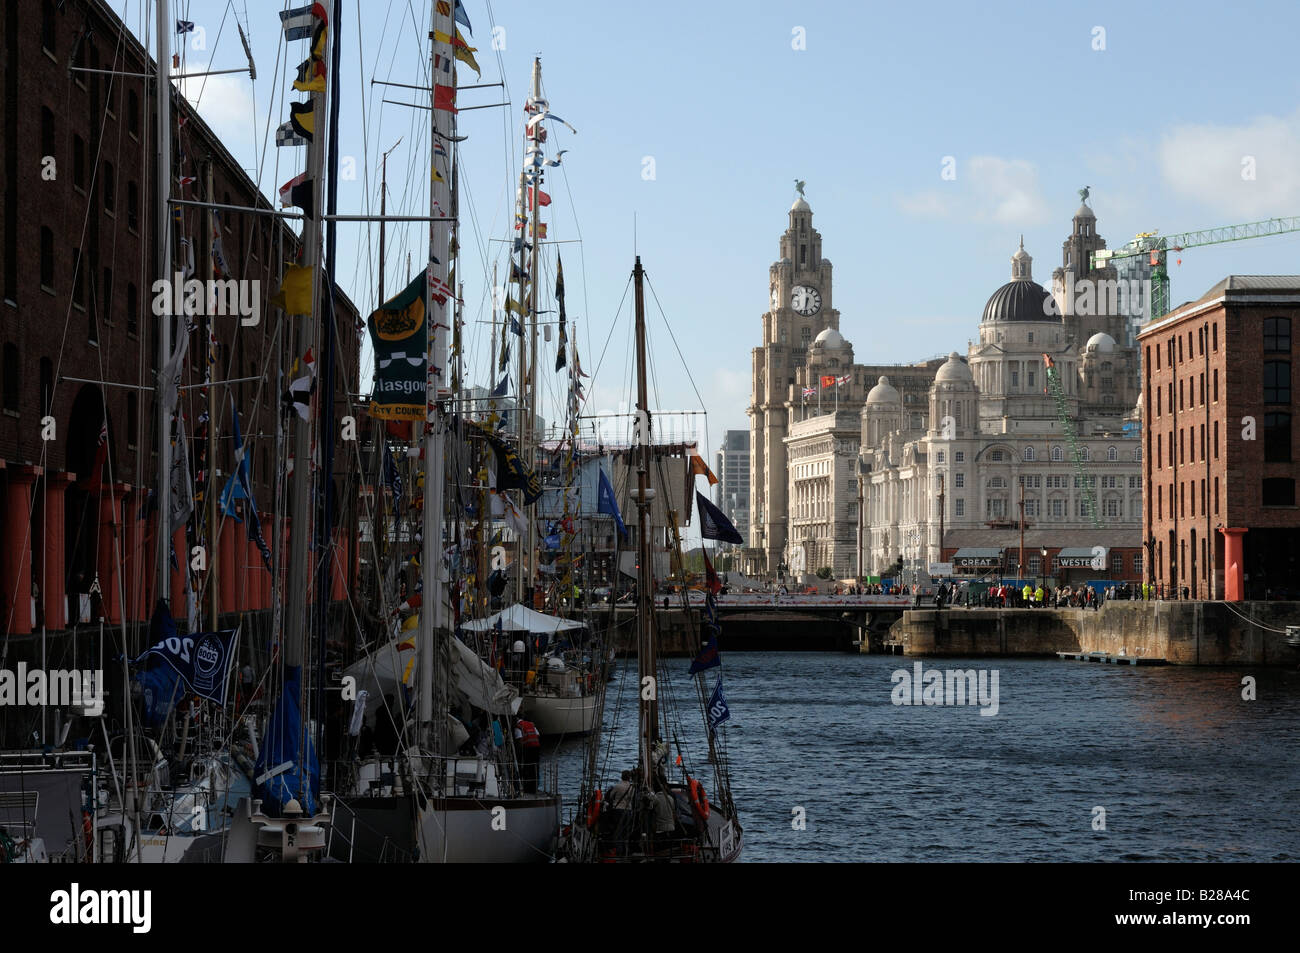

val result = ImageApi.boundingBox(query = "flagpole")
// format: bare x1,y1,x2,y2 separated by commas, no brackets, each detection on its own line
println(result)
514,171,527,604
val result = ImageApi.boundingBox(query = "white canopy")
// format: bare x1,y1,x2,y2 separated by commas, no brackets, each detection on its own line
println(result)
460,603,585,635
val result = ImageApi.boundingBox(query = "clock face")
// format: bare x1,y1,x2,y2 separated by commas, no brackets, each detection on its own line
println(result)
791,285,821,316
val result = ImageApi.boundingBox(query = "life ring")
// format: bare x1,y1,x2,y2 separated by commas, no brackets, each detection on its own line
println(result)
688,778,709,820
586,789,602,828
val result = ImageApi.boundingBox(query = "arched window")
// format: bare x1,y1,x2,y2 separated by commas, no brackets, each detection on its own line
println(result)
1051,445,1064,462
1080,447,1091,462
1023,446,1035,461
1107,446,1118,461
1134,446,1142,462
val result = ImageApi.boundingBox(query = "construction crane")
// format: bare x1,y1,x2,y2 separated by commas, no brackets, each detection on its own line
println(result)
1092,216,1300,319
1042,353,1102,530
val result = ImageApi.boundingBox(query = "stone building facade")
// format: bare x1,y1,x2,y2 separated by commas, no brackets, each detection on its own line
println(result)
744,194,1147,584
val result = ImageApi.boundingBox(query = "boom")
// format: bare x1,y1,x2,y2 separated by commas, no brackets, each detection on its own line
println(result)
1092,216,1300,319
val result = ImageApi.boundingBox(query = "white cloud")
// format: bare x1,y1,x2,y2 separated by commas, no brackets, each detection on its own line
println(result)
896,156,1050,226
1160,109,1300,218
177,65,260,161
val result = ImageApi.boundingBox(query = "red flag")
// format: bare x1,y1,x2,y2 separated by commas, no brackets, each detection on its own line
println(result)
702,548,722,596
527,186,551,209
820,374,835,388
434,84,457,113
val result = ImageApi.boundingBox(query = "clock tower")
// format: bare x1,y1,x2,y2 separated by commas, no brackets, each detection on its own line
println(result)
746,193,840,575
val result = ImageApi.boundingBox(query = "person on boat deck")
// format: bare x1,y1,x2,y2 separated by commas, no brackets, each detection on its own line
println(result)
374,694,402,756
652,790,677,834
515,716,542,794
607,770,633,809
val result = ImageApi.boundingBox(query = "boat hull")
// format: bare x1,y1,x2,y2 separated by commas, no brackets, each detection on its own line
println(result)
416,795,561,863
522,693,599,737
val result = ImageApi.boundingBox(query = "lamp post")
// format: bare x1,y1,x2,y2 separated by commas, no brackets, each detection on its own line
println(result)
1039,546,1048,605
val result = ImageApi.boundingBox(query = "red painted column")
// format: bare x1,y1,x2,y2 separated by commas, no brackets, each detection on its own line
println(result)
219,521,237,614
121,489,143,623
1220,527,1247,602
2,465,40,635
241,537,256,611
95,483,129,624
37,471,75,630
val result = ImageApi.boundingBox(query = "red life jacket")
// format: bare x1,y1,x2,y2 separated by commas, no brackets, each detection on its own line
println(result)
517,720,541,748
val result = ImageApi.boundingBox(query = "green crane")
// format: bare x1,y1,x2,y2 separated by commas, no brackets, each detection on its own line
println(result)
1041,353,1102,530
1091,216,1300,319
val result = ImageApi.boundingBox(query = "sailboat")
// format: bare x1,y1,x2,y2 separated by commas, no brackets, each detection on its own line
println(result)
561,258,743,863
328,17,561,864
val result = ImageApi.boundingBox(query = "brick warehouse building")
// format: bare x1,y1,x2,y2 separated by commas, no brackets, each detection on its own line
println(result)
0,0,361,635
1139,276,1300,601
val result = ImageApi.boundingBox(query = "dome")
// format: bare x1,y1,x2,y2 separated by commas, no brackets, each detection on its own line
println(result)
1085,331,1116,352
813,327,845,348
791,197,811,212
1075,203,1096,220
981,279,1056,323
865,376,900,406
934,351,974,383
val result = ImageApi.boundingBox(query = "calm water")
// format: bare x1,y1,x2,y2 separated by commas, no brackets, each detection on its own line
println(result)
549,652,1300,861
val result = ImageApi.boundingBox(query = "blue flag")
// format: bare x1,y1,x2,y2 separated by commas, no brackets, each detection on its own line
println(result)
454,0,472,32
688,633,720,674
491,373,509,398
383,442,403,516
695,490,744,545
229,396,273,573
707,676,730,736
597,468,627,539
136,626,240,706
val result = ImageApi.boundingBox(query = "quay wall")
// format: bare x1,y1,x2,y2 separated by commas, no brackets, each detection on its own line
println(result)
891,601,1300,665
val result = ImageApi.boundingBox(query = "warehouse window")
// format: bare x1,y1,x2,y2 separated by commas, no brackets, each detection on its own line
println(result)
1264,413,1291,463
2,343,18,411
1262,478,1296,507
40,228,55,290
1264,317,1290,353
1263,361,1290,404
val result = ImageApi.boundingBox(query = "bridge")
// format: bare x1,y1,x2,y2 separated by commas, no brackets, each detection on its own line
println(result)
603,592,914,654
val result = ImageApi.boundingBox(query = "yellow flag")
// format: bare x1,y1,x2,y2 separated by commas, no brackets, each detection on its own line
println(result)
271,264,314,314
431,165,445,183
505,296,527,316
454,32,481,77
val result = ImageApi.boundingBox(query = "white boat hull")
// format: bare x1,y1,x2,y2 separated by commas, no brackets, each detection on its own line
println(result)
523,693,599,737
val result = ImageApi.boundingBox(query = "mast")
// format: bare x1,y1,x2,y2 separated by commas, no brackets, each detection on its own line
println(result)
314,0,345,749
419,1,454,746
153,0,174,604
526,58,542,599
204,158,218,631
514,171,527,603
632,256,657,785
283,15,329,673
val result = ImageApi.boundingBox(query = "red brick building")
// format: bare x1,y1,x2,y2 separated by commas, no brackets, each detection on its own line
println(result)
1139,276,1300,600
1,0,360,634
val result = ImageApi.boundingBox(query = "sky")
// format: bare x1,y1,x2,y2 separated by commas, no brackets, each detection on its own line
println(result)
107,0,1300,473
